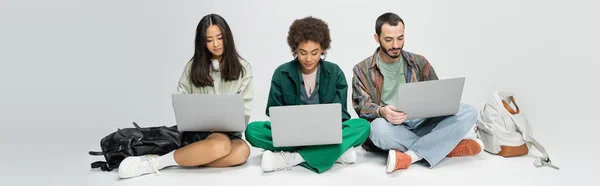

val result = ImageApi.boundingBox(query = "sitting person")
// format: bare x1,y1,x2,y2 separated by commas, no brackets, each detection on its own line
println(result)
118,14,253,178
352,12,484,173
244,16,370,173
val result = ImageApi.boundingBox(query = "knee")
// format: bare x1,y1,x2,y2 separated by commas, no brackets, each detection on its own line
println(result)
228,141,251,165
369,118,393,147
459,104,478,121
457,104,478,129
206,134,232,159
370,118,391,136
357,118,371,129
244,122,261,142
347,118,370,130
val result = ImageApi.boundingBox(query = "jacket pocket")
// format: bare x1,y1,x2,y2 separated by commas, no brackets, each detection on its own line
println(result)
320,92,335,104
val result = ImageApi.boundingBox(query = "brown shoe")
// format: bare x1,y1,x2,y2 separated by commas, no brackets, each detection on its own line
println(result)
386,150,412,173
447,138,484,157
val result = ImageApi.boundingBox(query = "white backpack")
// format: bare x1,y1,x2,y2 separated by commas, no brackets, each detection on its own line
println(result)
476,91,559,169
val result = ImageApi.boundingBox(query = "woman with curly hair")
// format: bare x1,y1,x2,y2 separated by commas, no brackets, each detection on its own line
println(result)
244,16,370,173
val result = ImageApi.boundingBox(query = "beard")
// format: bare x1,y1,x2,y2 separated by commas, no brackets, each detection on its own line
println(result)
379,42,404,59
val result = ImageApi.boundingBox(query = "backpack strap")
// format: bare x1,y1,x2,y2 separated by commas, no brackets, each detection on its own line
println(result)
91,161,113,171
510,112,559,169
132,122,142,129
88,151,104,156
496,92,559,170
524,132,559,169
501,96,520,115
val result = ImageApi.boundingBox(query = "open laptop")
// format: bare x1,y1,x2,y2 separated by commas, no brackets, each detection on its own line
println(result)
269,103,342,147
172,94,247,132
395,77,465,120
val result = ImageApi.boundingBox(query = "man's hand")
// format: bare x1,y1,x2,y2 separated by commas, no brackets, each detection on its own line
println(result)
380,105,407,125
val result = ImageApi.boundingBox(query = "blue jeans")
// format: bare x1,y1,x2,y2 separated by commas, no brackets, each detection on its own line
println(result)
369,104,477,167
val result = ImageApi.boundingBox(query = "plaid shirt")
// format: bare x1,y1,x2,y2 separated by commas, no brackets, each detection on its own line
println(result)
352,48,439,122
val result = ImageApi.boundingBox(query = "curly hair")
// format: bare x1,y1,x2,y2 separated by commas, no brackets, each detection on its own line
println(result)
287,16,331,54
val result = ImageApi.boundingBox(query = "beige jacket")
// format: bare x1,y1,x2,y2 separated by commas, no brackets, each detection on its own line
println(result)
177,58,253,117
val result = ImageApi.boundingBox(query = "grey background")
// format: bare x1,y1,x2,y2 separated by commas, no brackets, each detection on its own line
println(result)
0,0,597,185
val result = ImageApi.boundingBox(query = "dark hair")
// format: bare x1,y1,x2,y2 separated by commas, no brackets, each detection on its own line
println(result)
287,16,331,54
375,12,405,35
189,14,244,87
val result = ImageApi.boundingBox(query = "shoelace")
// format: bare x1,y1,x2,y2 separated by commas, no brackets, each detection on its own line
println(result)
534,157,559,170
139,155,161,176
273,151,295,171
337,148,355,165
338,153,350,165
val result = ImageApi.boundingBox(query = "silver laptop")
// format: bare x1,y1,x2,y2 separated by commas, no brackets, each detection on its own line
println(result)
269,103,342,147
395,77,465,120
172,94,247,132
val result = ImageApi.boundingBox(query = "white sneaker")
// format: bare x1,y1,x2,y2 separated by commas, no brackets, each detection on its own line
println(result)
337,148,357,164
118,155,161,178
260,150,295,172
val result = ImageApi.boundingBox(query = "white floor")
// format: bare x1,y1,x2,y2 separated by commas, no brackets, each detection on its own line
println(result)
0,124,587,186
80,146,565,186
3,122,582,186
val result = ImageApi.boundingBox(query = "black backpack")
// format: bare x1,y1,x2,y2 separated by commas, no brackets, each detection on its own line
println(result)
89,122,183,171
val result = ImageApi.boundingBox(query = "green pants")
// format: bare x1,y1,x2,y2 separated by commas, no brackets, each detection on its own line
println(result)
244,118,370,173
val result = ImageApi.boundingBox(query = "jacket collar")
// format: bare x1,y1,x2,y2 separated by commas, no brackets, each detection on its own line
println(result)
280,59,333,103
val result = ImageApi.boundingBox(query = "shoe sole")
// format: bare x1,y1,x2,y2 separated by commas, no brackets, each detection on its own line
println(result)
260,151,273,172
386,150,395,173
447,139,484,157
